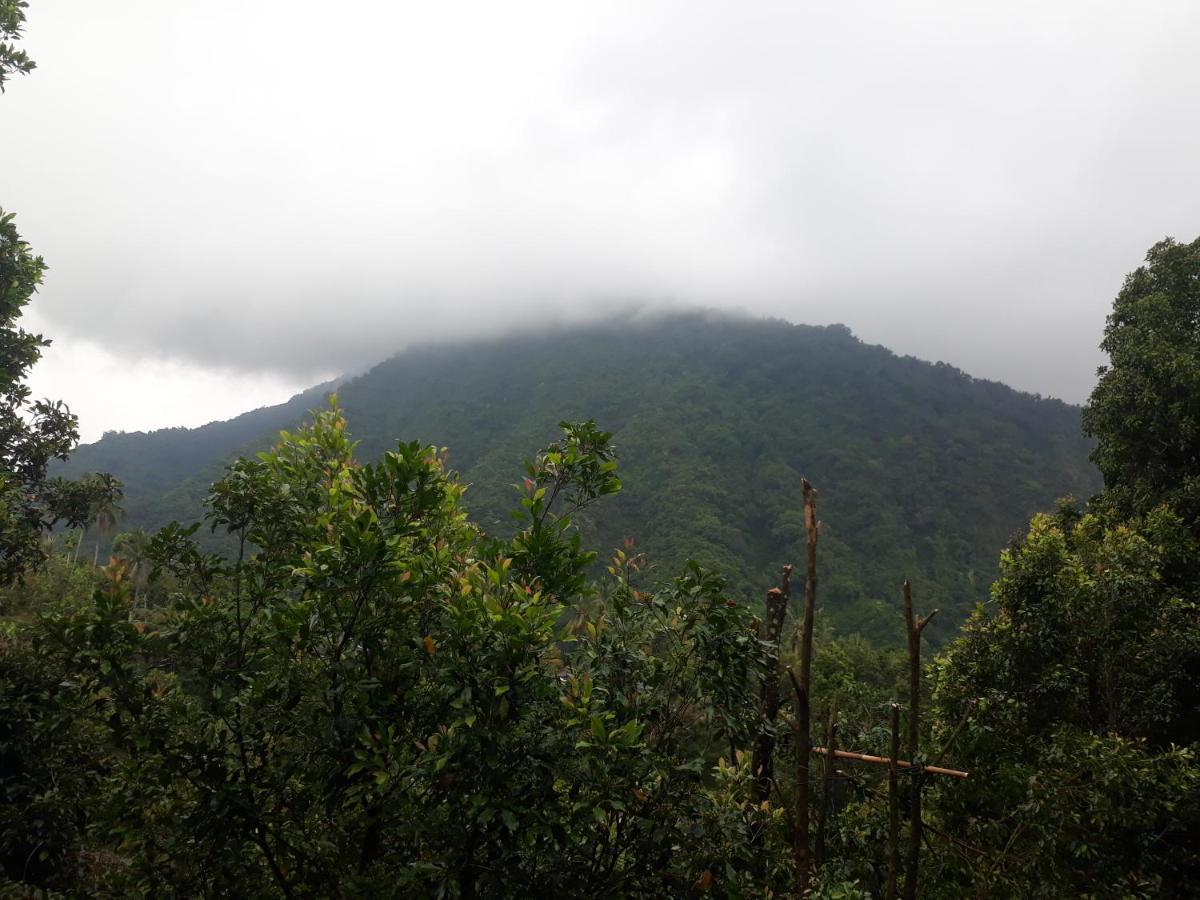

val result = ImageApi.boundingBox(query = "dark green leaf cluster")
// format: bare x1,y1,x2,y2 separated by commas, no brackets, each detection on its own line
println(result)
0,1,35,91
1,210,127,581
927,235,1200,898
0,628,110,890
8,406,775,896
1083,236,1200,533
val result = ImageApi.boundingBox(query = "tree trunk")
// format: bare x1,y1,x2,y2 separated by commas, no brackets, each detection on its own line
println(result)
73,527,86,564
751,571,791,825
902,579,938,900
794,479,819,895
750,566,793,880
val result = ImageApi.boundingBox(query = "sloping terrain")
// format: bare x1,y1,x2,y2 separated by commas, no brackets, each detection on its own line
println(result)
61,313,1100,641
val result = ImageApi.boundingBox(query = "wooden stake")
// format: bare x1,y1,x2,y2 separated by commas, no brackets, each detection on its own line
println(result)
794,479,819,896
902,579,938,900
750,579,790,806
887,703,901,900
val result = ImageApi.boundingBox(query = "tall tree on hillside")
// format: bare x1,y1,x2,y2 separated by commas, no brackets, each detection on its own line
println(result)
75,473,123,565
930,235,1200,898
0,210,93,579
112,526,151,602
1,0,69,579
0,5,118,580
1082,236,1200,532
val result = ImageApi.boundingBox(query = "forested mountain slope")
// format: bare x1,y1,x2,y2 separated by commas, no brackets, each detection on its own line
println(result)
62,380,338,496
61,313,1099,641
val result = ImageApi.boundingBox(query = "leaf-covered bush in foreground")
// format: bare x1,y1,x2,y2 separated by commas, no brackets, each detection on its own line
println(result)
31,406,774,897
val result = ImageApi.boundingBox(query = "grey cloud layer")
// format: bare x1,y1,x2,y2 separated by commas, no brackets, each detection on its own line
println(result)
3,0,1198,402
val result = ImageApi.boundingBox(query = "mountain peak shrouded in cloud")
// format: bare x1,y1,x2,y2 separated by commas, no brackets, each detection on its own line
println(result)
57,311,1102,640
4,1,1199,439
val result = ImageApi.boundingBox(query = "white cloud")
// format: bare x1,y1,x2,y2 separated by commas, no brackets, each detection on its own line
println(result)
4,0,1199,438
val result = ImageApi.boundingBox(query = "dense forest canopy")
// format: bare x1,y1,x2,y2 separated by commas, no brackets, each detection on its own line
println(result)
60,314,1100,643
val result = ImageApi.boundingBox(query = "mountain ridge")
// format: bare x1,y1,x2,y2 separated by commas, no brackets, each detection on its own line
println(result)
60,312,1100,642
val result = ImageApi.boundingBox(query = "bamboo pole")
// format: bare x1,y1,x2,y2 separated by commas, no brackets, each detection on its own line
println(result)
807,747,968,780
886,703,901,900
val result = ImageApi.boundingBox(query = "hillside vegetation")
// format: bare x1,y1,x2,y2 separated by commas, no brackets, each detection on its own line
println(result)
62,313,1099,641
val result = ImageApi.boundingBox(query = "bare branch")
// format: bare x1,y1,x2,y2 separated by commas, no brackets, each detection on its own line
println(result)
916,608,941,634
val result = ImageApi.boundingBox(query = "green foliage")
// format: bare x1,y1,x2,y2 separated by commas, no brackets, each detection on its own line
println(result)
22,405,773,896
1,43,124,581
87,472,125,536
0,209,125,581
924,723,1198,899
0,1,35,90
0,552,108,891
506,419,621,598
0,630,110,890
927,503,1200,896
939,503,1199,745
1083,236,1200,532
929,235,1200,898
0,546,100,620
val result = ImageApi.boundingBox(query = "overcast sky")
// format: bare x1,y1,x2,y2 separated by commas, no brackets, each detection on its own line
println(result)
4,1,1198,442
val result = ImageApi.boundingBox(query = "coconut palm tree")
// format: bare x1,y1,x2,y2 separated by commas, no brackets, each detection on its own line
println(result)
89,473,124,565
72,474,124,565
112,527,151,604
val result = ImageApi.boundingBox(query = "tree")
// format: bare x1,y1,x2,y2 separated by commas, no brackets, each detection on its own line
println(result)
928,504,1200,896
929,236,1200,898
111,526,152,603
0,626,109,891
1,9,119,580
1,3,75,578
1,12,140,891
39,406,773,896
69,472,123,565
1082,236,1200,532
0,1,35,90
0,210,94,580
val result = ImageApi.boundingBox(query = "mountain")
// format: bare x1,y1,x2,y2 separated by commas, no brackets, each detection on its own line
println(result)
69,379,339,496
59,313,1100,643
